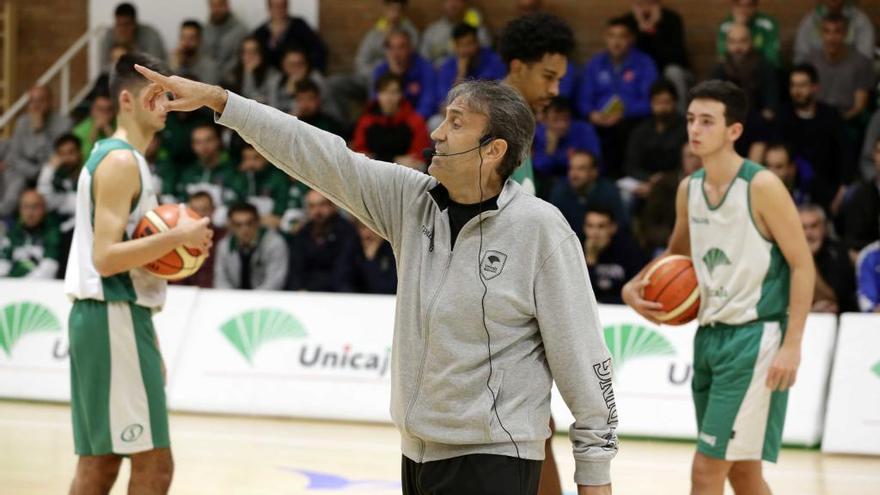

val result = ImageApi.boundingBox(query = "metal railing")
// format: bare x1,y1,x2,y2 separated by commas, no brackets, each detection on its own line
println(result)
1,2,18,127
0,24,107,135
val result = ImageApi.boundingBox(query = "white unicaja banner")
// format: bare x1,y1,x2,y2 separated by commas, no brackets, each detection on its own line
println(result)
0,280,842,448
0,279,195,401
0,279,73,400
167,289,395,422
822,313,880,455
550,306,837,447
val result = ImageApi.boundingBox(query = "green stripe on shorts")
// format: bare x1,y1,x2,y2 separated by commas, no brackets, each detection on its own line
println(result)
69,299,113,455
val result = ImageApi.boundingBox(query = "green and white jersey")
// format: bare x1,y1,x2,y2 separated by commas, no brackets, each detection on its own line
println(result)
511,156,536,196
688,160,790,326
64,138,166,309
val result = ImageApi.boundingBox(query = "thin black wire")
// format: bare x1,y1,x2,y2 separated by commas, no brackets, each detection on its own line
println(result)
476,146,523,494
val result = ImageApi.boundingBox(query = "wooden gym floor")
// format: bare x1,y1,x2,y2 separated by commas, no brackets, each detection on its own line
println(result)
1,401,878,494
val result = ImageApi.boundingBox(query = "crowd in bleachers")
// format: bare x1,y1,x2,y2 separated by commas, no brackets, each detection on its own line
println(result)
1,0,879,314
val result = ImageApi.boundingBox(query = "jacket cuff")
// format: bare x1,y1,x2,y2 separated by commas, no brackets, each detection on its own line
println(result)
214,90,249,130
574,460,611,486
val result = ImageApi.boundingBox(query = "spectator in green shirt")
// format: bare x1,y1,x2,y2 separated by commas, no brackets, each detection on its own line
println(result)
175,123,238,225
72,94,115,160
0,189,60,279
716,0,781,67
36,134,82,230
279,175,310,236
36,134,82,276
157,106,213,168
228,143,290,229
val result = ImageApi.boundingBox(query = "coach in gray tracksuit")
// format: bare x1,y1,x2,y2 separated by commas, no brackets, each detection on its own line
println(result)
137,66,617,495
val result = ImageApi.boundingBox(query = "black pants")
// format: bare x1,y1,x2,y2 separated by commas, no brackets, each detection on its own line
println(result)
402,454,542,495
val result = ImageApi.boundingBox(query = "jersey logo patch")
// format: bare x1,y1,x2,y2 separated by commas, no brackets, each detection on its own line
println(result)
702,247,731,276
480,250,507,280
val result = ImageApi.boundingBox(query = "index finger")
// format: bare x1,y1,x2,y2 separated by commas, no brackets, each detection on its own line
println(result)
134,64,171,88
144,82,167,111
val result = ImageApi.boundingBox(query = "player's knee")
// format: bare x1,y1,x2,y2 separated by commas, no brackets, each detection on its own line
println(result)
152,452,174,486
727,461,763,488
99,462,122,484
95,459,122,480
691,453,727,487
131,449,174,488
155,454,174,484
75,456,122,491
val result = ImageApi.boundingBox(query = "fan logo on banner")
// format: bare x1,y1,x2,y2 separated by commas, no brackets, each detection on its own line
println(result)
0,302,61,358
219,308,391,377
602,323,676,374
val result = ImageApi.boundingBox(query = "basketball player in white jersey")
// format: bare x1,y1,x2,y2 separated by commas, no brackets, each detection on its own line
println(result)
64,53,212,494
623,80,814,495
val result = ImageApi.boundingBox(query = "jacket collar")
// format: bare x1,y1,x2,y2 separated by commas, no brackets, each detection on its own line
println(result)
428,178,521,212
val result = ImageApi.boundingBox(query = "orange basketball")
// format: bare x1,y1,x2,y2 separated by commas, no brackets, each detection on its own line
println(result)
133,204,207,281
642,255,700,326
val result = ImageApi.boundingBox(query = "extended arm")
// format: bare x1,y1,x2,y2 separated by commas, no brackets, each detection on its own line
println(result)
752,171,815,390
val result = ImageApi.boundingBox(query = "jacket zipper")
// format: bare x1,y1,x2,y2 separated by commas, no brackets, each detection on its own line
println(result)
401,209,502,462
403,249,453,461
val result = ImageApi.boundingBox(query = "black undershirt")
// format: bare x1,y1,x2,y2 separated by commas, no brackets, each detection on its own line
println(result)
447,195,499,250
239,248,253,290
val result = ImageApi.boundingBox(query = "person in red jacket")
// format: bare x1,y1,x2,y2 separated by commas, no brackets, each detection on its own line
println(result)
352,72,430,170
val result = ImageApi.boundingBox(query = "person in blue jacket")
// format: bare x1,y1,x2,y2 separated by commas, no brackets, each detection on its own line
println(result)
533,97,601,196
856,240,880,312
558,61,579,101
436,23,506,100
577,15,657,177
549,149,627,240
373,29,437,119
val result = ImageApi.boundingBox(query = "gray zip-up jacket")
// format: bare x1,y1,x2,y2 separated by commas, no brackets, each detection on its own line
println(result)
216,92,618,485
214,228,288,291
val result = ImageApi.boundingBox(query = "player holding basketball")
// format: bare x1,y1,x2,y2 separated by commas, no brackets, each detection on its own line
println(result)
64,53,212,495
623,80,814,495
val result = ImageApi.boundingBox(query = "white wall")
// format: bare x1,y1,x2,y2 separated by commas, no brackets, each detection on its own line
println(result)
88,0,318,78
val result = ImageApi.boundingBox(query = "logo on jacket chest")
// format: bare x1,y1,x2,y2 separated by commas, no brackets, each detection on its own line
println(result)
480,250,508,280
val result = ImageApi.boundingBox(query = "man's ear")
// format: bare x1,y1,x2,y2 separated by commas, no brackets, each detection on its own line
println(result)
728,121,744,142
118,89,133,113
484,138,508,165
508,59,525,77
